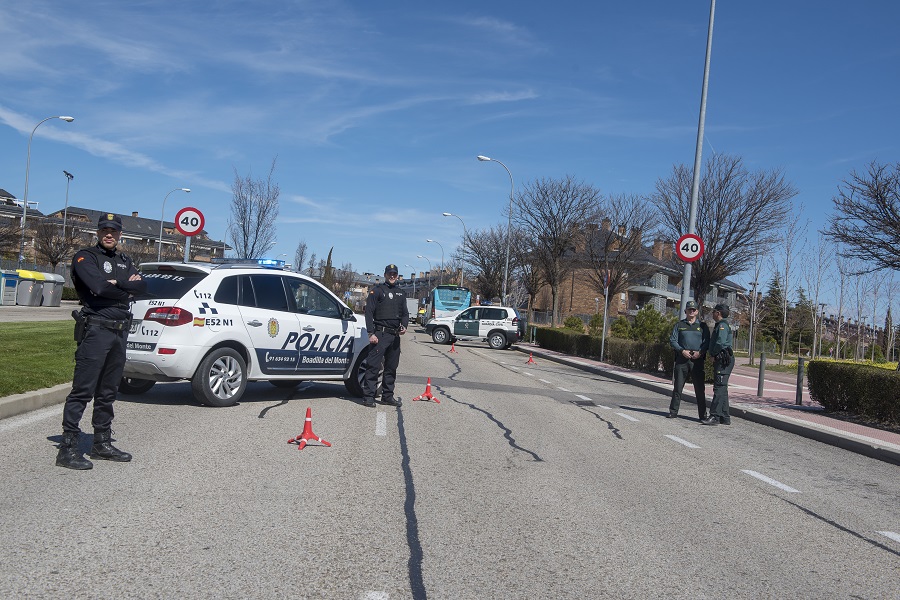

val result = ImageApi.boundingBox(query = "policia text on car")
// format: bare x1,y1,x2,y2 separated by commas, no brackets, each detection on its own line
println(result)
56,213,146,470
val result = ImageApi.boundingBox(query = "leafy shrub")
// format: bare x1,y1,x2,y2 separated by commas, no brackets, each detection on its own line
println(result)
62,286,79,301
587,313,604,337
807,361,900,426
610,316,631,339
563,316,585,333
535,326,674,378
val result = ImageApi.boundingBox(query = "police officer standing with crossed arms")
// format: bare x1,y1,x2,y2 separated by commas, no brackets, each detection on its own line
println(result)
668,300,710,421
362,264,409,408
56,213,146,470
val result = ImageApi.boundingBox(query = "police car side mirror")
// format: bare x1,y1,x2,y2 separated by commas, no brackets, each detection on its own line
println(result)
342,307,356,321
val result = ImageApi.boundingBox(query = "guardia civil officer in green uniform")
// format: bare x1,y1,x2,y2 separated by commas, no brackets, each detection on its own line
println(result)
702,304,734,425
362,264,409,408
668,300,710,421
56,213,146,470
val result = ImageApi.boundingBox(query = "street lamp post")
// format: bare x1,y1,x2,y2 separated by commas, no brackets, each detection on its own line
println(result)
477,155,514,303
817,303,827,358
18,115,75,268
426,239,444,285
62,170,74,241
442,212,468,286
747,281,758,366
405,264,417,298
158,188,191,261
417,255,432,289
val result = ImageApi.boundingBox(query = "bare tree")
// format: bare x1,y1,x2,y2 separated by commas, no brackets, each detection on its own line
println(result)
653,154,797,304
514,176,599,326
334,262,355,300
774,208,808,363
512,232,543,322
307,252,317,277
824,161,900,273
0,216,20,259
126,239,160,267
457,224,508,301
229,158,280,259
582,194,659,317
294,239,308,273
801,233,830,358
33,220,78,269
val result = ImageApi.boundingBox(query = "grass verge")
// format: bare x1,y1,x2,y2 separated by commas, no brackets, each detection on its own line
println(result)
0,321,76,396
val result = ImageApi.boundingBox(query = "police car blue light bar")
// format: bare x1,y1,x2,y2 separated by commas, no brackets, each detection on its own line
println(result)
257,258,285,268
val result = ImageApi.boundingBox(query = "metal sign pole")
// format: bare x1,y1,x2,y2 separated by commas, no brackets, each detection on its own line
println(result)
183,237,191,263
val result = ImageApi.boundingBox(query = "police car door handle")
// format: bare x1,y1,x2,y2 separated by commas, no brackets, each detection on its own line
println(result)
247,320,262,327
302,326,315,332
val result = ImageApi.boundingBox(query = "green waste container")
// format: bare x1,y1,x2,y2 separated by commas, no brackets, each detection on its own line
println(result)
0,270,19,306
15,270,45,306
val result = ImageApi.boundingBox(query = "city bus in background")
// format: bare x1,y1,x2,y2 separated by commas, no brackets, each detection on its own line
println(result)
422,285,472,324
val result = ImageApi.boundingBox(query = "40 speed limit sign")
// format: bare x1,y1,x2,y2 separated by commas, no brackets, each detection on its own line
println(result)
174,207,205,237
675,233,704,262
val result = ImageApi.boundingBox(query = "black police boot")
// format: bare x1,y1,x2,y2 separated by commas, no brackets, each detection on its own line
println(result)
56,432,93,470
700,415,719,426
381,396,402,407
90,430,132,462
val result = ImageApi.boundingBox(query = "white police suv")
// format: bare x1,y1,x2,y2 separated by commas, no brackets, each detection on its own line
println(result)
121,261,371,407
424,305,523,349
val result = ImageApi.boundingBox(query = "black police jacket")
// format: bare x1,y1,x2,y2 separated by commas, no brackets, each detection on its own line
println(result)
71,243,146,319
364,283,409,331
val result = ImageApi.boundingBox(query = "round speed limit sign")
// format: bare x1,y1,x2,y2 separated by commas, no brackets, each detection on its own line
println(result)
675,233,704,262
174,207,205,237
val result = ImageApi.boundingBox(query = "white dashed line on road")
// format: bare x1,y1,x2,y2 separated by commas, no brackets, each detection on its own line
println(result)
665,435,701,449
0,405,60,433
375,412,387,436
523,372,534,377
616,413,640,422
538,379,552,384
575,395,611,409
876,531,900,544
557,387,571,392
741,470,800,493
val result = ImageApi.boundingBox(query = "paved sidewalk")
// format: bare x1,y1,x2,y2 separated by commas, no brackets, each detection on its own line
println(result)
516,343,900,466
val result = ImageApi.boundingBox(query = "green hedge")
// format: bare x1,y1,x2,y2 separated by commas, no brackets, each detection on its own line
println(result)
62,286,79,301
535,327,676,378
807,361,900,426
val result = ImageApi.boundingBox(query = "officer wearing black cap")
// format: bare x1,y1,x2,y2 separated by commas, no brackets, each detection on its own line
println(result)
56,213,146,470
702,304,734,425
668,300,710,421
362,264,409,407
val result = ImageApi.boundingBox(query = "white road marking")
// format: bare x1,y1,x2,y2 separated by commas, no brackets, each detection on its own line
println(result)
375,412,387,436
616,413,640,422
509,366,520,371
741,470,800,493
665,435,701,449
361,592,390,600
557,386,571,392
523,372,534,377
575,395,612,410
538,379,552,384
0,405,61,433
876,531,900,544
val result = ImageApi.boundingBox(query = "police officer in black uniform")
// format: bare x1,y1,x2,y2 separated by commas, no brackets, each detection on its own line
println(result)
702,304,734,426
362,264,409,408
56,213,146,470
668,300,710,421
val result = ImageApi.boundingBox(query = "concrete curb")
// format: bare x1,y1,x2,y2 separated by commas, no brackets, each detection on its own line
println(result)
515,345,900,467
0,383,70,420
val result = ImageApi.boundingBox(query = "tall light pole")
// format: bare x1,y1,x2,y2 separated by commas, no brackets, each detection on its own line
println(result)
442,212,468,286
426,239,444,285
818,303,827,358
678,0,716,317
417,254,432,289
62,170,74,241
748,280,758,365
18,115,75,268
158,188,191,261
477,155,514,303
405,264,417,298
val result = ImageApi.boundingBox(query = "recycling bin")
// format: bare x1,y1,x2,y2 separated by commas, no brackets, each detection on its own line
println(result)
41,272,66,306
15,270,45,306
0,270,19,306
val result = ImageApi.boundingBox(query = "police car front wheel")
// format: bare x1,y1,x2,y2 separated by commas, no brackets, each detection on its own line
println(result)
191,347,248,407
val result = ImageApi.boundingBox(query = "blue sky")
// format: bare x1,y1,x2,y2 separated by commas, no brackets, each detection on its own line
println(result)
2,1,898,304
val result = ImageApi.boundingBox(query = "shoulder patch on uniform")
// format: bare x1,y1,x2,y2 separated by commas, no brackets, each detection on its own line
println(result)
77,256,85,263
369,290,375,295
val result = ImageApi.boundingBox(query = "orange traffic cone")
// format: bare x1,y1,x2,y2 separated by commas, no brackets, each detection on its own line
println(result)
412,377,440,403
288,407,332,450
449,342,458,353
526,353,536,364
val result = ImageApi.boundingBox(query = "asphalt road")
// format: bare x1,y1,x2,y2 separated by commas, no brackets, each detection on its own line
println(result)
1,330,898,598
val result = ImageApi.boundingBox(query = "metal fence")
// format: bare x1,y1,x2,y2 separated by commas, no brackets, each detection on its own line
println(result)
0,258,72,286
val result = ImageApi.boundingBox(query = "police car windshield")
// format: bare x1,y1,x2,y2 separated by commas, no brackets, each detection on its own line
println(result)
135,269,209,300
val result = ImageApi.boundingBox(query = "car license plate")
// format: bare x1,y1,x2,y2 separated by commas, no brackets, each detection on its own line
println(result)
130,319,141,335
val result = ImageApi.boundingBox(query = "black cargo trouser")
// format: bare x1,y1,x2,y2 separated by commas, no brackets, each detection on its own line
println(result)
669,356,707,418
362,331,401,402
62,324,128,434
709,356,734,421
